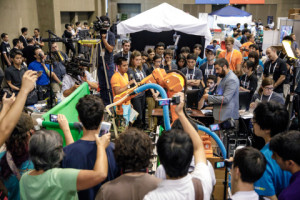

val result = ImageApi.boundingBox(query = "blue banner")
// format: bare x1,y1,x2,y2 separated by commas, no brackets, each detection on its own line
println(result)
195,0,229,4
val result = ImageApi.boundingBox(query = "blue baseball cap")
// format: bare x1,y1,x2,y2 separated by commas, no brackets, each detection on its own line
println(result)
205,45,216,55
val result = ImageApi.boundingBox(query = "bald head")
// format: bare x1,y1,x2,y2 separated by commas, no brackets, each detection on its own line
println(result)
266,47,278,61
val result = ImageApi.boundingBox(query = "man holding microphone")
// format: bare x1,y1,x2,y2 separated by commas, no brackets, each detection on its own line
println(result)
28,47,61,100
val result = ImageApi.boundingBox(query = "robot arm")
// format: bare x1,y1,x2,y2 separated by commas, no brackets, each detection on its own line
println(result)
112,68,185,107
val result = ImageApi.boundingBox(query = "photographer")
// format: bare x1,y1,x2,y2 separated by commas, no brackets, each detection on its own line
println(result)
50,42,68,96
97,16,115,106
62,62,98,97
62,95,118,200
144,92,213,200
28,47,62,100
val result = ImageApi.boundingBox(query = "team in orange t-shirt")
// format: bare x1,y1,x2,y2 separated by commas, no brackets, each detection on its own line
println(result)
218,37,243,73
240,34,255,57
111,57,135,115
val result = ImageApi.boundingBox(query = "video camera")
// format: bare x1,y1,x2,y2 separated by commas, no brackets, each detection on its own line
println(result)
209,118,236,132
64,56,92,82
210,118,250,157
93,16,110,35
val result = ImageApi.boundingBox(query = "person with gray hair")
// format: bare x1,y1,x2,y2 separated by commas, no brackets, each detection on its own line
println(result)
19,130,111,200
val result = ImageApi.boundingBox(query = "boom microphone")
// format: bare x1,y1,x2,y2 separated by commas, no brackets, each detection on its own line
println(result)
130,74,134,80
41,38,79,43
38,52,44,59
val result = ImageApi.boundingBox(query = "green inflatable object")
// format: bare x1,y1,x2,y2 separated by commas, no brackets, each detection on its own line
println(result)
42,82,90,146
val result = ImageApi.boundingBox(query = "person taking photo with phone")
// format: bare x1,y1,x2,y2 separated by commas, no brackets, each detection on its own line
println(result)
61,95,118,200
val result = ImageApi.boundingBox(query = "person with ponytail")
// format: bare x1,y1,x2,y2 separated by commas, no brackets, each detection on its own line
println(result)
250,77,285,109
127,50,147,128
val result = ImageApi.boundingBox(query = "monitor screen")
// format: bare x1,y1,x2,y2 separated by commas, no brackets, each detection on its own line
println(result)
280,26,293,43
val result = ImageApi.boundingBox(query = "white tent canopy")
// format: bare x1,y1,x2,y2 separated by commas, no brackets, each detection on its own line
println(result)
208,15,252,26
208,6,252,26
117,3,212,46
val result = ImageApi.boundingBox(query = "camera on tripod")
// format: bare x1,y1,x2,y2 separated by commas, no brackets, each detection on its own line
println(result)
93,16,110,35
65,56,92,80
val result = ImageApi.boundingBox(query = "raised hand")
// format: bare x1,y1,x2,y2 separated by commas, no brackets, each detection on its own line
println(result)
21,70,38,94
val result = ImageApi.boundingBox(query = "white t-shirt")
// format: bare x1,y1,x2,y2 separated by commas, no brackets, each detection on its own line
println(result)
144,162,213,200
62,70,96,93
155,159,216,187
230,190,263,200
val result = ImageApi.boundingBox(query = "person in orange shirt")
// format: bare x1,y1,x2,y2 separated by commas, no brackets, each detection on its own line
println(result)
111,57,136,122
218,37,243,75
240,34,255,57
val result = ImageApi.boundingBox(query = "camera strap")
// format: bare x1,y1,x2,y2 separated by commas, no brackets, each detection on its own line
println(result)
6,151,21,181
57,51,64,62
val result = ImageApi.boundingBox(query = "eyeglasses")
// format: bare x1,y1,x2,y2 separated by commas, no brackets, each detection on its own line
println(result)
264,87,274,91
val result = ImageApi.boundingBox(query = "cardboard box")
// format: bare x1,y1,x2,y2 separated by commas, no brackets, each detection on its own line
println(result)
288,8,300,19
290,13,300,20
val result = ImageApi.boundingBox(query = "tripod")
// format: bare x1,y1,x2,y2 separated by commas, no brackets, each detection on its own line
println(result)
44,30,57,109
92,34,118,137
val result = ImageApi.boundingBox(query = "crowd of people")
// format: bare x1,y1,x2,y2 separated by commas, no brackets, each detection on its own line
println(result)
0,14,299,200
